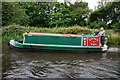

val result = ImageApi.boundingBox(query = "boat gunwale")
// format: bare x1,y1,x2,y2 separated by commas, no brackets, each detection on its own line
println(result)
15,40,101,48
9,43,103,53
9,40,105,52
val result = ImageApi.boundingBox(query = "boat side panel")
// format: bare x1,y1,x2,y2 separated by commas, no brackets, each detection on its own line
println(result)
30,45,102,51
24,35,82,46
13,41,102,51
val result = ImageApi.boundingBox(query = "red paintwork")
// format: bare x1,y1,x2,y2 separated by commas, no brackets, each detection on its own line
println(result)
102,50,107,53
83,37,100,46
88,37,100,46
83,37,87,46
24,32,83,37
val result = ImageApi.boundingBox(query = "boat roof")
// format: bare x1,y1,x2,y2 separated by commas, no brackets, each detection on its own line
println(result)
23,32,93,37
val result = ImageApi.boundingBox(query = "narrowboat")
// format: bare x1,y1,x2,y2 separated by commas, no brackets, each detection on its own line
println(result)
8,32,108,52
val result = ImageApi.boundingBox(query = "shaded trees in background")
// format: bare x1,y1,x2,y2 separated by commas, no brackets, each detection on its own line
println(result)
88,1,120,30
49,2,75,27
69,1,91,26
21,2,75,27
2,2,29,26
2,1,91,27
2,1,120,31
88,21,108,29
20,2,55,27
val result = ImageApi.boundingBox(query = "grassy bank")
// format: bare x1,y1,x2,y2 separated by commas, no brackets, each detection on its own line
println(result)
2,24,119,47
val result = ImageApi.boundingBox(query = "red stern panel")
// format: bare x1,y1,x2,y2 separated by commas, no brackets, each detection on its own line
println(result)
83,37,87,46
88,37,100,46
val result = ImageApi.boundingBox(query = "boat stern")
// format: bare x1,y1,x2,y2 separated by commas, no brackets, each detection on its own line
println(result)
101,44,108,52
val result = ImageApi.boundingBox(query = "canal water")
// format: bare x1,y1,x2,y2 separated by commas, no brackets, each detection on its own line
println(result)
2,43,120,79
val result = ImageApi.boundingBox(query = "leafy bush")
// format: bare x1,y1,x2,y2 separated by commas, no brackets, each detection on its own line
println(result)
111,22,120,32
107,32,119,47
88,21,98,29
97,21,108,29
88,21,108,29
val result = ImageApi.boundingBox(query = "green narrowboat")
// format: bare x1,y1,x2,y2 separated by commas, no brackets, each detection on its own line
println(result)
8,32,108,52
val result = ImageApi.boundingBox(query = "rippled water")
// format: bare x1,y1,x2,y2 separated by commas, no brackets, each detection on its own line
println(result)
2,42,119,79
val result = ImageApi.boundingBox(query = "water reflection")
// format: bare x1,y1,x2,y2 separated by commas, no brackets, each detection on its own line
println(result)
2,42,119,78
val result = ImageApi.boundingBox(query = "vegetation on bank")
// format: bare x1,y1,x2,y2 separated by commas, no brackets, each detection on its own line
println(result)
2,24,119,47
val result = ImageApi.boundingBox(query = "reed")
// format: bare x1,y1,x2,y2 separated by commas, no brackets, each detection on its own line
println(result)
2,24,119,47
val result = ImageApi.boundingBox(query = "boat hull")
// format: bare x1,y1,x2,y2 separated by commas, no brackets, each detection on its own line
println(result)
8,40,107,52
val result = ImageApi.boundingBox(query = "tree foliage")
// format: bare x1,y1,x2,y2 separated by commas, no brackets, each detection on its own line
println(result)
2,1,120,31
69,1,91,26
2,2,29,26
49,2,75,27
88,1,120,29
20,2,49,27
2,1,91,27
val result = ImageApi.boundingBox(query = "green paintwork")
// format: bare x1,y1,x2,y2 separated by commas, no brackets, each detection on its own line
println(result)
10,40,102,51
24,35,82,46
9,33,104,52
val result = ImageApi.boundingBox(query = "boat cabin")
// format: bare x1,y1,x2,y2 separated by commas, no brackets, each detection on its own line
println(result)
23,32,100,47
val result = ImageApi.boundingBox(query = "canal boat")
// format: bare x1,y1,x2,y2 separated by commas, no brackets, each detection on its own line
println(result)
8,32,108,52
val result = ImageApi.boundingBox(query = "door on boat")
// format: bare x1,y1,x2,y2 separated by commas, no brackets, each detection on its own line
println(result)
82,36,100,46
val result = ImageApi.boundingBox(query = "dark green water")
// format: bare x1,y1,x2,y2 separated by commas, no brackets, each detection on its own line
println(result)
2,42,119,78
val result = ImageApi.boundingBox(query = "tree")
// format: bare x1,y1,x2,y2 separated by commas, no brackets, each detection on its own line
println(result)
88,1,120,29
49,2,75,27
20,2,56,27
69,1,91,26
2,2,29,26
